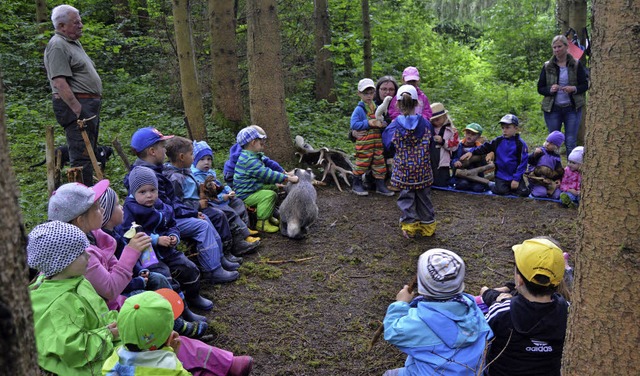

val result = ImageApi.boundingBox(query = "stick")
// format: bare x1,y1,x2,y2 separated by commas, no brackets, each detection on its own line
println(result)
368,276,418,351
487,266,509,279
260,256,315,265
112,137,131,170
76,115,103,181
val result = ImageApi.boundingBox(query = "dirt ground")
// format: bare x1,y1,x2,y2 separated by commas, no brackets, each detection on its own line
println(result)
197,186,577,376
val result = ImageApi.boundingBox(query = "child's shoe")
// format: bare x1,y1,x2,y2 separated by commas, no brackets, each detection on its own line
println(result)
225,252,243,264
185,294,214,311
228,356,254,376
268,216,280,226
233,239,260,256
182,305,207,322
245,235,261,243
256,219,280,233
221,256,241,271
560,192,577,208
174,317,208,339
248,229,260,236
418,221,436,237
375,179,394,196
400,222,417,238
203,267,239,284
351,176,368,196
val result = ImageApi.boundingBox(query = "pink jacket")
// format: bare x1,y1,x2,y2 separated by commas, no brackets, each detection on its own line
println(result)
560,166,581,192
433,121,460,168
388,87,432,121
85,229,141,309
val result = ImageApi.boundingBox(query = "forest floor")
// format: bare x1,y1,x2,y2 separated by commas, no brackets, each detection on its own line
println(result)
196,185,577,376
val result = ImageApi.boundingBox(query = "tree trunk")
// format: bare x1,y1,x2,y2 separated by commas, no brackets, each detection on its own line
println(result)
0,69,40,375
113,0,132,35
172,0,207,141
313,0,336,102
35,0,48,35
246,0,294,165
209,0,244,129
361,0,372,78
562,0,640,374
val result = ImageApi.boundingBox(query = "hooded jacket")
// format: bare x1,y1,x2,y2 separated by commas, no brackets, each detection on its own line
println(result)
384,293,493,375
122,196,181,259
485,293,568,376
471,135,529,182
102,345,191,375
223,142,284,183
30,276,119,375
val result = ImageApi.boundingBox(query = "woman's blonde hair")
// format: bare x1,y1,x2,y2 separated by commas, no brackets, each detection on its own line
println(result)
552,35,569,47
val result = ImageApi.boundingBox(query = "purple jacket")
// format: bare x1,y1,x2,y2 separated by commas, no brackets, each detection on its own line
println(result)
223,143,284,183
388,87,432,121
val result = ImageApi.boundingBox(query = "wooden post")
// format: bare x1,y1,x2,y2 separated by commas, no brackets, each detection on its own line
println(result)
45,126,56,195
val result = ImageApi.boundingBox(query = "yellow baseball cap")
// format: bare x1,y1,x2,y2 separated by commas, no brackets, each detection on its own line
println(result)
512,238,565,286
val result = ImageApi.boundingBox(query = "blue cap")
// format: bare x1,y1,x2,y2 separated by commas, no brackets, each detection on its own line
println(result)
236,127,266,147
499,114,519,126
131,127,174,153
192,140,214,167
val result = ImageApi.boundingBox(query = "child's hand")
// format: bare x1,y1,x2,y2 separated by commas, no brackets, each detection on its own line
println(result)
485,152,495,163
198,212,207,220
128,232,151,253
222,194,230,201
158,236,172,247
510,180,519,190
107,322,119,340
433,135,443,144
454,161,463,168
167,331,181,352
368,119,382,128
352,129,367,139
568,189,580,196
288,175,299,184
396,284,414,303
139,270,149,283
459,152,473,161
496,293,513,302
228,191,236,198
534,147,543,156
169,235,178,247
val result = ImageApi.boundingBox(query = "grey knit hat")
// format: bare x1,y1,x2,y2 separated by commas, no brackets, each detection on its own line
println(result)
27,221,89,277
417,248,466,299
99,187,118,228
128,166,158,196
48,180,110,222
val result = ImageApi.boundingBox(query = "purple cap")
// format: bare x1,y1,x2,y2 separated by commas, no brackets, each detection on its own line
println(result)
131,127,174,153
546,130,565,147
402,66,420,82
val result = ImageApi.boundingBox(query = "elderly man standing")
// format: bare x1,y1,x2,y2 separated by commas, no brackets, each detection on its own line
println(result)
44,4,102,185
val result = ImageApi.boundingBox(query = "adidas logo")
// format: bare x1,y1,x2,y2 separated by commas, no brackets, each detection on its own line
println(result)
526,339,553,352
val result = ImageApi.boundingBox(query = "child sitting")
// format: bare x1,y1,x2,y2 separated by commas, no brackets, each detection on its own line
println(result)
428,102,459,187
485,238,568,376
382,85,436,238
452,123,492,192
460,114,530,197
527,130,565,199
27,221,252,376
560,146,583,208
233,126,299,233
192,140,260,253
349,78,394,196
124,166,237,312
126,127,238,285
223,124,285,187
164,136,258,260
383,248,492,375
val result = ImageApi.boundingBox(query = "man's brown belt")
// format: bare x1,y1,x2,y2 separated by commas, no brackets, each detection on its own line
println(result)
53,93,102,100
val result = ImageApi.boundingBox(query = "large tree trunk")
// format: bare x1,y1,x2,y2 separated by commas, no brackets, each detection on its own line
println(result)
313,0,336,102
172,0,207,141
35,0,48,35
209,0,244,129
246,0,294,165
0,70,39,374
361,0,372,78
562,0,640,374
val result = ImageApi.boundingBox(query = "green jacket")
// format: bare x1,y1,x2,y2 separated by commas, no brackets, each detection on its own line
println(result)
30,276,119,375
537,54,589,112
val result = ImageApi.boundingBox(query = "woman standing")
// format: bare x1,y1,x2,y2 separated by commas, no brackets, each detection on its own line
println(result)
537,35,589,157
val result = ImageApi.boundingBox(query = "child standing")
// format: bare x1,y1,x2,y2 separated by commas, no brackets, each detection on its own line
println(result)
527,130,565,199
387,66,433,121
192,140,261,253
383,248,492,375
233,126,299,233
350,78,394,196
560,146,583,208
428,102,459,187
451,123,491,192
164,136,258,259
383,85,436,238
27,221,252,376
460,114,530,197
485,238,568,376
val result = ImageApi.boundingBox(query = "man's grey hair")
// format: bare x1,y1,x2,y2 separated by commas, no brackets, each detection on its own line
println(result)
51,4,79,29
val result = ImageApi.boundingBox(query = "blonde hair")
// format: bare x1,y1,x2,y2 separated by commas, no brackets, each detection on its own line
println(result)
552,35,569,47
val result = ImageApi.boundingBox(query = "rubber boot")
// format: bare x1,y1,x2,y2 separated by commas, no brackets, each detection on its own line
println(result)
375,178,394,196
256,219,279,233
351,175,368,196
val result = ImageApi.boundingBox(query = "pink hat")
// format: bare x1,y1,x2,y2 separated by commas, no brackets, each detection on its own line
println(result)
402,66,420,82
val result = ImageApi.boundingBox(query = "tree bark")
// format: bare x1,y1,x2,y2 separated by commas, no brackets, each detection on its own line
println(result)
246,0,294,165
172,0,207,141
0,69,40,375
35,0,48,35
361,0,372,79
313,0,336,102
562,0,640,374
209,0,244,129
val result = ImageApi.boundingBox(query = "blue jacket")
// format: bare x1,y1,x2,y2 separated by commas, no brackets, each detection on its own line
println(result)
191,166,233,205
384,293,493,376
350,101,374,130
125,159,198,219
223,143,284,183
163,163,201,202
122,195,180,259
470,135,528,181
